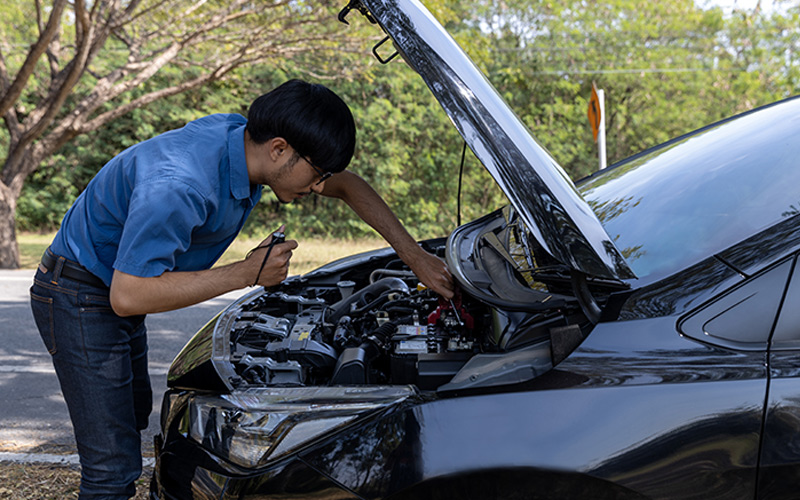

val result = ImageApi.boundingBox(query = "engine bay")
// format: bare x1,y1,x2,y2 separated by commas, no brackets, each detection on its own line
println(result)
214,207,603,392
226,273,493,391
168,207,622,394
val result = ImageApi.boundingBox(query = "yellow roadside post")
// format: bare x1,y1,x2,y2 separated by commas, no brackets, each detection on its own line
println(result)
588,82,607,170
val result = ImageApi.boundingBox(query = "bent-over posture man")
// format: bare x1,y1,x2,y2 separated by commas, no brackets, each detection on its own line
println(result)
29,79,453,499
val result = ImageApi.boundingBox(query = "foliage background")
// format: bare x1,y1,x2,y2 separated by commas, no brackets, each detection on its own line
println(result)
9,0,800,242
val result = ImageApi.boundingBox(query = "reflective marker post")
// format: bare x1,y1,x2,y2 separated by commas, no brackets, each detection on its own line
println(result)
588,82,607,170
597,88,606,170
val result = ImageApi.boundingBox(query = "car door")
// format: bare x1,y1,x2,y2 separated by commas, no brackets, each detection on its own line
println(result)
758,254,800,499
548,256,792,499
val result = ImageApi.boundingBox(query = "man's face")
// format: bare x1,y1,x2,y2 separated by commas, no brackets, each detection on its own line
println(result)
266,149,328,203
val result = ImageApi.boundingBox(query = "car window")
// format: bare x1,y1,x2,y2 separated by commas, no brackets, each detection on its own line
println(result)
579,98,800,282
678,258,793,351
770,257,800,350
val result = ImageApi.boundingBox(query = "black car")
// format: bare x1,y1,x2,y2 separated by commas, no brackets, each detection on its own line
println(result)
151,0,800,498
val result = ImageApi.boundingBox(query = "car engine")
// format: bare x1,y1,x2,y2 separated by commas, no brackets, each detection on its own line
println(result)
226,270,492,391
170,210,602,394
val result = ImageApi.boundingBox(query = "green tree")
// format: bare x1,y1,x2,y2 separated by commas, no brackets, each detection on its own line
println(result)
471,0,799,179
9,0,800,248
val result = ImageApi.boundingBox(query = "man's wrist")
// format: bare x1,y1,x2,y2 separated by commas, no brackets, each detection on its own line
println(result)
386,231,418,257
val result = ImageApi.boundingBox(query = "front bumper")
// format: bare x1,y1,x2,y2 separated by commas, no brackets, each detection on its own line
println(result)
150,386,417,500
151,431,360,500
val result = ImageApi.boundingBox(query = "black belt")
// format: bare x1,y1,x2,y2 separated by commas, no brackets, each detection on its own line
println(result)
41,249,107,288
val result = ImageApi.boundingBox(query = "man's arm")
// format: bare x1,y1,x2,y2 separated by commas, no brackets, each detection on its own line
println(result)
110,234,297,316
319,171,454,299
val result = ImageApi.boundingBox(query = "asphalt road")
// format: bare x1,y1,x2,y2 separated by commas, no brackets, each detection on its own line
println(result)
0,269,247,458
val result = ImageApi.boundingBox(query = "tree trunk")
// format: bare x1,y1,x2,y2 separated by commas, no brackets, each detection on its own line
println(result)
0,184,19,269
1,133,48,269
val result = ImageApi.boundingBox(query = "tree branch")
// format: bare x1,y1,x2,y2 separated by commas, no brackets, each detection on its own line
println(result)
0,50,9,95
81,71,225,132
0,0,69,117
35,0,45,34
13,0,120,162
2,0,364,191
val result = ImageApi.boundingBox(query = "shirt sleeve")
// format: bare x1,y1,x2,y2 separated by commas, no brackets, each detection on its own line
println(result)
113,178,209,278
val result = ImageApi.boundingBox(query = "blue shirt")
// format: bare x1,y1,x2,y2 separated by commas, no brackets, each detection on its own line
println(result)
50,114,262,286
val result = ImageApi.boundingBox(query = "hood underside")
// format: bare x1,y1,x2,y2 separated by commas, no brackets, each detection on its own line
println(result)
350,0,636,281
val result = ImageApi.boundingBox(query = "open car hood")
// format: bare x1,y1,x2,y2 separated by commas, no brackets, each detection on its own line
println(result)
348,0,635,281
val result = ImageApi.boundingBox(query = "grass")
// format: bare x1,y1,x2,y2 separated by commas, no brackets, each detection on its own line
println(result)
0,463,152,500
18,232,54,269
17,232,388,275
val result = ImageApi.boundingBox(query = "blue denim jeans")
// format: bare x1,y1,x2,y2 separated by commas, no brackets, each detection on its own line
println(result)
30,262,151,500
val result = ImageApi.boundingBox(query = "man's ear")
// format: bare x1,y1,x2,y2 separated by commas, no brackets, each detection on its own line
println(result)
269,137,290,162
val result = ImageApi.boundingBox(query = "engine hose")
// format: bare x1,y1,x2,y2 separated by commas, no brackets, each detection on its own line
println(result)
359,315,411,361
369,268,416,284
383,305,417,315
368,314,414,349
348,293,392,317
328,278,409,324
371,319,400,344
350,294,421,316
339,314,415,385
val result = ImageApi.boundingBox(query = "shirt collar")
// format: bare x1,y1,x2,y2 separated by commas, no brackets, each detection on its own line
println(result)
228,124,253,201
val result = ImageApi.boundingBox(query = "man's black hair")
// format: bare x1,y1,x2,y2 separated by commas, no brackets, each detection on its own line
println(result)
246,79,356,174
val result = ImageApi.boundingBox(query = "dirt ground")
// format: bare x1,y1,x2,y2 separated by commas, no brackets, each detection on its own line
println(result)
0,463,152,499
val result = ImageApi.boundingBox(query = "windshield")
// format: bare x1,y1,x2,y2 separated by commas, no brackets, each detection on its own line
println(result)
579,97,800,282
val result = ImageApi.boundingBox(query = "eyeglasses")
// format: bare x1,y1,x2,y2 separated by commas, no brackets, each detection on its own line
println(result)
301,154,332,185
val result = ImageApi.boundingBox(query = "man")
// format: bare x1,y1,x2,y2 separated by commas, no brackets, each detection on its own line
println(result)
29,79,453,499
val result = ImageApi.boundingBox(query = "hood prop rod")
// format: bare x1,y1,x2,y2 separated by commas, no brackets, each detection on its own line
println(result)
338,1,398,64
338,0,376,25
372,36,399,64
570,271,602,324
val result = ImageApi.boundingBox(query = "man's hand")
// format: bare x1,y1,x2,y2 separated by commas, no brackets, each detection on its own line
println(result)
403,246,455,299
244,227,298,287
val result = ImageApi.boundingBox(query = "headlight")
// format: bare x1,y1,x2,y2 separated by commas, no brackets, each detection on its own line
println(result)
178,385,416,468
